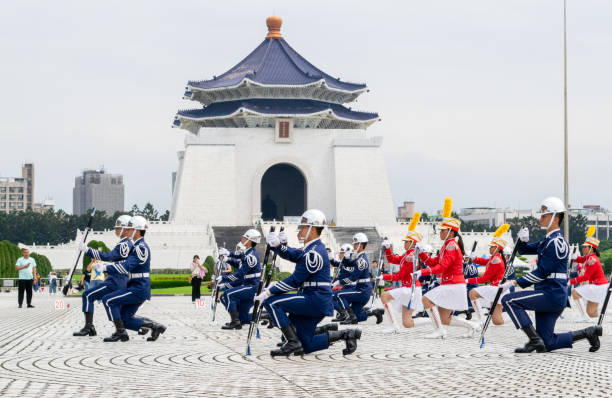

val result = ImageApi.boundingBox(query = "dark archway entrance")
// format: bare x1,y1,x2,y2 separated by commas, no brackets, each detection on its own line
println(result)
261,163,306,221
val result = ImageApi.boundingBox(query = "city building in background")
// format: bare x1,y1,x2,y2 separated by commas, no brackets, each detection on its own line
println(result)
0,163,34,213
73,168,124,216
397,201,415,220
33,198,55,214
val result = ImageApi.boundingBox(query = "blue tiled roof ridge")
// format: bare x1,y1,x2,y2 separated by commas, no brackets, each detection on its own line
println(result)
187,38,367,92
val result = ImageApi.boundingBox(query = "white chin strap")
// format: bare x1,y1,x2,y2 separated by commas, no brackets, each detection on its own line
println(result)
540,212,556,230
299,225,313,246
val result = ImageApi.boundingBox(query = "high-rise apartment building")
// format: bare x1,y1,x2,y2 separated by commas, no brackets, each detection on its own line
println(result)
73,168,124,216
0,163,34,213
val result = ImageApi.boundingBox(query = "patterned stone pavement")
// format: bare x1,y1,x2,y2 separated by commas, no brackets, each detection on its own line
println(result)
1,292,611,398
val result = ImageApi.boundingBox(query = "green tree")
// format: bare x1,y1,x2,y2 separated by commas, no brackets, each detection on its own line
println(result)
600,249,612,275
140,202,159,221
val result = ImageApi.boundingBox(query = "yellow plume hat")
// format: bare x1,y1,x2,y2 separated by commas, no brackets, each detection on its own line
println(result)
584,226,599,248
440,198,460,232
408,212,421,231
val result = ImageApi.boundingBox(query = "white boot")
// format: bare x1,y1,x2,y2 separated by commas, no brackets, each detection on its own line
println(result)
573,297,591,322
449,316,479,338
411,318,430,328
471,299,484,325
424,307,447,339
382,303,400,334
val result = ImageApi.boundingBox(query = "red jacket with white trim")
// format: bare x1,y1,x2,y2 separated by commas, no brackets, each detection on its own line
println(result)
384,248,421,287
570,254,608,285
467,254,504,286
419,239,466,285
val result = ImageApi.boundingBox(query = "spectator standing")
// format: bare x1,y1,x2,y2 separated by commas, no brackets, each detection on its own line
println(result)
15,248,37,308
190,255,206,302
49,272,58,295
390,261,401,289
80,264,91,291
33,272,41,292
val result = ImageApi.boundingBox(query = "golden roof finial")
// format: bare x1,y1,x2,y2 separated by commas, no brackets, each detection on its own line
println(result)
266,16,282,39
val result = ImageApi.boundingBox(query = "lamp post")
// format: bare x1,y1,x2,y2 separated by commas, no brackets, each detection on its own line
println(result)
563,0,570,240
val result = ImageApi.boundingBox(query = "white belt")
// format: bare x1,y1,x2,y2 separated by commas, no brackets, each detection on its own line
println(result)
129,273,149,279
302,282,331,287
245,273,261,279
357,278,371,283
547,273,567,280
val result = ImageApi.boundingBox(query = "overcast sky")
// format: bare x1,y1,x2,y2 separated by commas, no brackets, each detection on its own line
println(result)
1,0,611,215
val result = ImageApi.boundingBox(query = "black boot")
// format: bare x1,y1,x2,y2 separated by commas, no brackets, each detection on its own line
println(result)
340,308,358,325
315,323,338,335
103,320,129,342
328,329,362,355
572,325,602,352
515,325,546,353
141,318,167,342
73,312,97,336
138,327,150,336
366,308,385,324
222,311,242,330
259,311,275,329
332,309,348,322
270,325,303,357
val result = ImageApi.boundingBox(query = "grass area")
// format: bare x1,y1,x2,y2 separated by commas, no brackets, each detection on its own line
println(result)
151,286,211,295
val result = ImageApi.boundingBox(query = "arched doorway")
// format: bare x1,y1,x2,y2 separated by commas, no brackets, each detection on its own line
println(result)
261,163,306,221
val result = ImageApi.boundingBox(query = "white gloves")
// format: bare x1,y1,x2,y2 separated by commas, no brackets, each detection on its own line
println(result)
216,275,223,283
94,262,107,273
413,270,422,278
78,241,88,252
279,230,288,244
517,227,529,243
381,239,391,249
500,280,515,291
236,242,247,253
570,252,579,261
468,252,476,261
332,280,340,287
218,248,230,257
266,232,280,248
254,289,270,303
415,242,425,252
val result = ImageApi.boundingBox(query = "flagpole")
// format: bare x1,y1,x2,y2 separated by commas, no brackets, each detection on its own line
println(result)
563,0,570,240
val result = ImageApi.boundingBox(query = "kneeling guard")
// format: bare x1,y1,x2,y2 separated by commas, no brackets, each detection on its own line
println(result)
515,325,546,353
328,329,362,355
270,325,303,357
572,325,602,352
103,320,129,342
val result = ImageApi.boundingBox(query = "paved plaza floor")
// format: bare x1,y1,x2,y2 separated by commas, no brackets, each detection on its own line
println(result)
0,292,611,398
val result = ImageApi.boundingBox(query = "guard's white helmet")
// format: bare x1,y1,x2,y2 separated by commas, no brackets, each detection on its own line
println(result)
503,246,512,256
298,209,327,227
340,243,353,254
424,244,434,253
115,215,131,228
353,233,368,244
539,197,566,215
129,216,148,231
243,229,261,244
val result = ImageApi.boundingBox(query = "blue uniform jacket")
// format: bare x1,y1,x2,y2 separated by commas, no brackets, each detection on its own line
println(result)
343,252,372,293
85,237,131,290
222,248,261,287
269,238,333,316
106,237,151,300
517,229,569,308
331,257,354,286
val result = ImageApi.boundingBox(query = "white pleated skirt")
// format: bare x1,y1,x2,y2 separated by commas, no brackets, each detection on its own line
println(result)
575,284,608,304
474,285,507,307
424,283,468,311
388,286,423,312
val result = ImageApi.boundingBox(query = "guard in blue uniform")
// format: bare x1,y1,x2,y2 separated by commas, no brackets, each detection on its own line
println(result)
330,243,355,322
501,197,602,353
73,215,132,337
256,209,362,356
98,216,166,342
335,233,384,325
217,229,262,330
461,255,480,319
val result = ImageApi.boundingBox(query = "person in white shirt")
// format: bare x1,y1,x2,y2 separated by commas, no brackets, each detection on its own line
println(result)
15,248,37,308
190,255,206,302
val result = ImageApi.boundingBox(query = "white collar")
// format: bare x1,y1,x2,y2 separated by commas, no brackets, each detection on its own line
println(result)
303,238,320,250
546,229,560,238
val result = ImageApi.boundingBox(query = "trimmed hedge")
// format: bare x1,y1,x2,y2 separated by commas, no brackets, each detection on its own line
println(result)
0,240,52,278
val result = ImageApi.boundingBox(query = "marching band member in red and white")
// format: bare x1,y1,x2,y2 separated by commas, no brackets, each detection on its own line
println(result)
414,198,479,339
570,229,609,322
468,236,508,326
379,213,429,333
